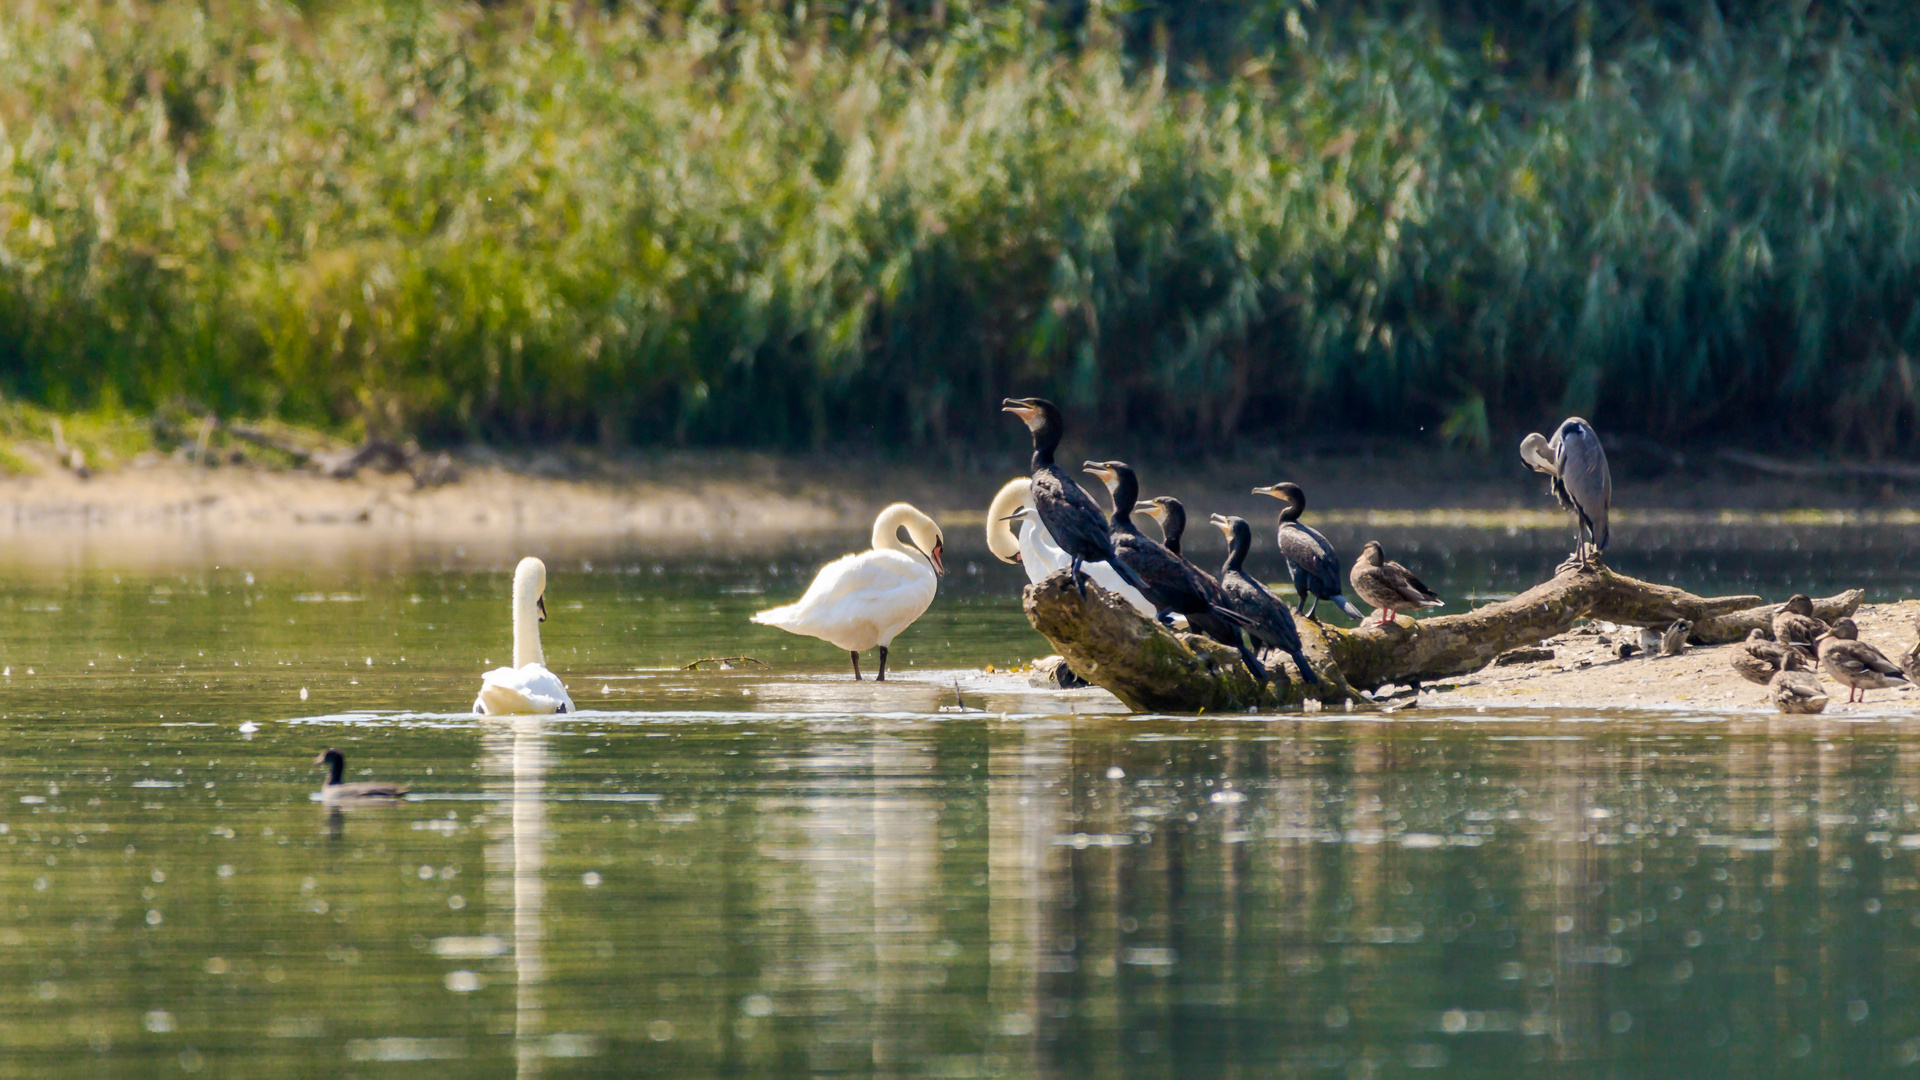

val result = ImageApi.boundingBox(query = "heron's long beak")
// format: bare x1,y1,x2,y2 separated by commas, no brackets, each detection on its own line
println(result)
1518,433,1558,475
998,510,1029,523
537,595,548,623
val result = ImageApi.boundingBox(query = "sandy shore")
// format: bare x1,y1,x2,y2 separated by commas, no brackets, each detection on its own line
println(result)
1361,600,1918,717
10,438,1920,544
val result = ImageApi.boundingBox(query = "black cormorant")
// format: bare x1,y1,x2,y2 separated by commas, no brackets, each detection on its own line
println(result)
1000,398,1154,601
1250,482,1364,620
1084,461,1265,682
1209,514,1318,684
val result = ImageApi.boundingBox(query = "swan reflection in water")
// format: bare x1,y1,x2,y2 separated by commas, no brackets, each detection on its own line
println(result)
485,714,550,1078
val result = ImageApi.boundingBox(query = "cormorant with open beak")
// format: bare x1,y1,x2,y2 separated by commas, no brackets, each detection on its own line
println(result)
1000,398,1155,602
1209,514,1318,684
1084,461,1265,682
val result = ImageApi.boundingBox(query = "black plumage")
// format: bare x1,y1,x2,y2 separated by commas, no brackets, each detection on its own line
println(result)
1000,398,1154,601
1251,482,1364,620
1086,461,1264,681
1137,495,1259,631
1135,495,1186,556
313,748,409,801
1210,514,1319,684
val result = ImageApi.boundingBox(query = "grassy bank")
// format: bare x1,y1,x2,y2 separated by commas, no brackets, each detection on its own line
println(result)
1,2,1917,455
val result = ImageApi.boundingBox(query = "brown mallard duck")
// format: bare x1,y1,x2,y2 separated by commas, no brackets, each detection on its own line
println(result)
1816,618,1910,703
1658,619,1693,657
1348,541,1444,627
313,748,409,802
1772,594,1829,659
1898,613,1920,687
1730,628,1808,685
1768,670,1829,715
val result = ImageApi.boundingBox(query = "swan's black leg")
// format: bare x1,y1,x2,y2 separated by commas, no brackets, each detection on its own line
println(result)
850,650,863,681
877,646,889,682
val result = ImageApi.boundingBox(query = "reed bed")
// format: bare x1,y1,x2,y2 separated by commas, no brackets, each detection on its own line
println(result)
1,1,1916,454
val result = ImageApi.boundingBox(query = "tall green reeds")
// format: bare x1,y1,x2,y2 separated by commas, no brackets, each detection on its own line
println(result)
0,1,1916,454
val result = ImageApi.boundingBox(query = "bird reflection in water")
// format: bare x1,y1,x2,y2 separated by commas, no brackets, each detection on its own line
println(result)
484,715,549,1078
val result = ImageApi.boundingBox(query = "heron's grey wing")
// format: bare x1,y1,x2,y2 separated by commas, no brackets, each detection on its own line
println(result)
1553,419,1612,550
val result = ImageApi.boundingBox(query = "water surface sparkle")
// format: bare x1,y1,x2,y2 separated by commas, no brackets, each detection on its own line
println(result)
3,533,1920,1077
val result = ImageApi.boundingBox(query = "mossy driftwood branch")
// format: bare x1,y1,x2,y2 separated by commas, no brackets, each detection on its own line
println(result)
1023,566,1862,713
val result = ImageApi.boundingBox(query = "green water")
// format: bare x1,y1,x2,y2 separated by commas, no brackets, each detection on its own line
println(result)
5,527,1920,1078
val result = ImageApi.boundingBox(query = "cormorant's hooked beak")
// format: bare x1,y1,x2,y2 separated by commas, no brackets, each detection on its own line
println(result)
1082,461,1117,486
1133,501,1163,519
1000,398,1042,430
537,595,548,623
1251,485,1280,499
1208,512,1233,536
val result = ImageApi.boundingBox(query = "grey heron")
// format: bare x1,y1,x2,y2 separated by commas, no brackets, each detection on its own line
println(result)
1519,417,1612,572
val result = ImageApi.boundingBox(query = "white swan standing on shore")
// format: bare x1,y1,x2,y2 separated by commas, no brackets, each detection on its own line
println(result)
474,556,574,715
986,477,1156,617
752,503,945,681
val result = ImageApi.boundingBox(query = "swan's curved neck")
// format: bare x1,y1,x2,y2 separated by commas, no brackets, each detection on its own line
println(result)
513,581,545,670
985,481,1028,562
872,506,918,559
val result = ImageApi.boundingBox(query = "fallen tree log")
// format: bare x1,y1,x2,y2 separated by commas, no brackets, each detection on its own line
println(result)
1023,563,1862,712
1022,573,1356,711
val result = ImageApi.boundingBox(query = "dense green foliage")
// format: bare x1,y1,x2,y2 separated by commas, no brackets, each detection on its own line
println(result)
1,1,1917,454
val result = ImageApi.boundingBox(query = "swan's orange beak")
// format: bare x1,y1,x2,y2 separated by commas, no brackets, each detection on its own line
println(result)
931,542,946,577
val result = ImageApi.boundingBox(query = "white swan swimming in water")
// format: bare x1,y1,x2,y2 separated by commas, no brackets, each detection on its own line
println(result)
986,477,1156,617
473,556,575,715
751,503,944,680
